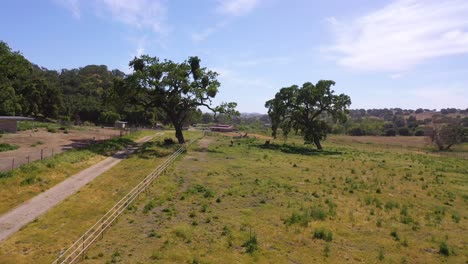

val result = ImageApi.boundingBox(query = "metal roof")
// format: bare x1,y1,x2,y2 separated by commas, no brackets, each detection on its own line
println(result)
0,116,34,121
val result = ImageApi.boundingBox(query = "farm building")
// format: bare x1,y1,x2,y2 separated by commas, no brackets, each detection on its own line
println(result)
210,124,235,132
114,121,127,129
0,116,34,133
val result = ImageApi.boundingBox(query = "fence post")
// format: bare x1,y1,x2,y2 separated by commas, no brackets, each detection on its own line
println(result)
41,149,44,160
27,155,30,164
12,158,15,170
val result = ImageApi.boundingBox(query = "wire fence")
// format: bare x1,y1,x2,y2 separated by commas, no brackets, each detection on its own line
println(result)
0,134,124,172
52,134,203,264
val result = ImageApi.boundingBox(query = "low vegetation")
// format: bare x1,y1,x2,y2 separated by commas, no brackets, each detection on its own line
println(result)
0,143,18,152
67,134,466,263
0,131,201,263
0,130,155,215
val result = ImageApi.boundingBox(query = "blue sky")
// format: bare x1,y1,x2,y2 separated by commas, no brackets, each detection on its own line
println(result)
1,0,467,113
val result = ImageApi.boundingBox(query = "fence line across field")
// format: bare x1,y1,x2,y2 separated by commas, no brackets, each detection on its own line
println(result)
0,134,124,172
53,134,204,264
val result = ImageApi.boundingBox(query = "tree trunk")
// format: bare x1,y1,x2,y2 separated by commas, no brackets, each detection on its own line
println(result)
313,134,323,150
175,124,185,144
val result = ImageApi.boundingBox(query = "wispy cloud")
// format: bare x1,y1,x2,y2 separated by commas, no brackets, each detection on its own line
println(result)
191,20,229,42
216,0,260,16
325,0,468,72
192,0,261,42
56,0,81,18
58,0,169,34
98,0,168,34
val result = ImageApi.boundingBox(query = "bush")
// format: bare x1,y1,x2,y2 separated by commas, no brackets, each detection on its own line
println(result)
439,242,450,256
310,206,328,221
414,129,425,136
398,127,411,136
313,228,333,242
0,171,13,179
47,127,57,133
242,231,259,254
385,129,396,136
348,127,365,136
0,143,19,152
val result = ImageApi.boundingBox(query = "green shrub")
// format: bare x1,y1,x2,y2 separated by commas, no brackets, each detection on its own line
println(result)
313,228,333,242
0,171,13,179
20,176,36,186
143,200,155,213
284,211,311,227
242,231,258,254
310,206,328,221
390,230,400,241
0,143,19,152
439,242,450,256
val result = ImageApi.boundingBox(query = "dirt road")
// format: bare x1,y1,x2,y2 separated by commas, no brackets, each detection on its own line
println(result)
0,134,156,242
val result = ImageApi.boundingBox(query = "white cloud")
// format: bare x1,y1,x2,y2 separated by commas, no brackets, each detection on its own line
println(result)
192,0,261,42
216,0,260,16
191,20,229,42
326,0,468,72
98,0,168,34
58,0,168,34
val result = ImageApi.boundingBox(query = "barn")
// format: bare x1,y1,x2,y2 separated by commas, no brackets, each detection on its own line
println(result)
0,116,34,133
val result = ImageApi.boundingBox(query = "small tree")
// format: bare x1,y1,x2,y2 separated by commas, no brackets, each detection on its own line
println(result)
429,121,465,150
265,80,351,149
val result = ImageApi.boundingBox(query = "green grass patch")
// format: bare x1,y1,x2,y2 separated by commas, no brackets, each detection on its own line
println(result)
0,143,19,152
1,132,466,263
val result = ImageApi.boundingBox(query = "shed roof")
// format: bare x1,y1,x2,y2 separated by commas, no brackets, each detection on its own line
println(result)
0,116,34,121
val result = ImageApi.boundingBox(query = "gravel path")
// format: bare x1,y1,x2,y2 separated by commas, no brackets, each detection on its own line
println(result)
0,134,156,242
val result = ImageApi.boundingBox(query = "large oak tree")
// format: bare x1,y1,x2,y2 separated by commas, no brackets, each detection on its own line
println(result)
115,55,238,143
265,80,351,149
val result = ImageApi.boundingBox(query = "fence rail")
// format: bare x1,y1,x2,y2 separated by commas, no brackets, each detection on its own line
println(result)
53,135,203,264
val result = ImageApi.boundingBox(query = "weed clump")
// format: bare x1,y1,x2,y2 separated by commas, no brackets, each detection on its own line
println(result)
439,242,450,256
313,228,333,242
242,230,259,254
0,143,18,152
143,200,155,213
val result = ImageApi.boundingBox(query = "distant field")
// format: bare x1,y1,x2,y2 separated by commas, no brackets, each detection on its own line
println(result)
73,134,466,263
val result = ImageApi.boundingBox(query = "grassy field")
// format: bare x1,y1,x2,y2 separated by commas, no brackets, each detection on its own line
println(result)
0,132,466,263
0,131,202,263
76,134,466,263
0,130,155,215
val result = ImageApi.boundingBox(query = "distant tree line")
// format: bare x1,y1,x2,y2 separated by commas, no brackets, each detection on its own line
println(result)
340,108,467,138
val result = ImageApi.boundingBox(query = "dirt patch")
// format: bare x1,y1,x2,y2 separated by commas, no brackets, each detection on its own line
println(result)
0,127,120,171
216,131,272,140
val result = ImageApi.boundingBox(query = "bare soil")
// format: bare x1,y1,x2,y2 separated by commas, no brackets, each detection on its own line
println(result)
218,131,272,140
0,127,120,171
